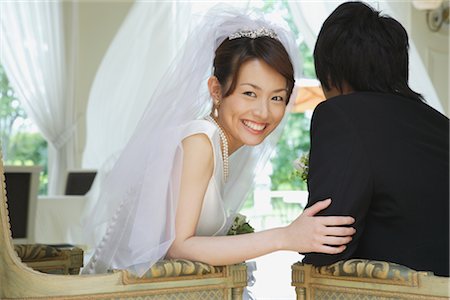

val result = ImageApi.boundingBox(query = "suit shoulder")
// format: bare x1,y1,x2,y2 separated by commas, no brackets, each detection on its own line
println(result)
322,92,374,107
313,94,359,117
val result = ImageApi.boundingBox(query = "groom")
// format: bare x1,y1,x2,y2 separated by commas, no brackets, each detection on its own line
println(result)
302,1,449,276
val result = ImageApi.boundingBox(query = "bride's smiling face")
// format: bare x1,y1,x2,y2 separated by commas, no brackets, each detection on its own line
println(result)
215,58,288,154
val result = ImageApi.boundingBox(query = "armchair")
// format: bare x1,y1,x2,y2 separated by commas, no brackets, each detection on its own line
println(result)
14,243,83,275
0,151,247,299
292,259,450,299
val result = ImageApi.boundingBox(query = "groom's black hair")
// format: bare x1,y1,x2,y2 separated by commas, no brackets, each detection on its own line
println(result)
314,1,424,102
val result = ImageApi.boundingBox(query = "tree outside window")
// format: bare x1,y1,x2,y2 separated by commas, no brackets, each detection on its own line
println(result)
0,64,48,194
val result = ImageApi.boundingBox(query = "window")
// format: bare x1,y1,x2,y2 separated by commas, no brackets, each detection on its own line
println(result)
0,64,48,194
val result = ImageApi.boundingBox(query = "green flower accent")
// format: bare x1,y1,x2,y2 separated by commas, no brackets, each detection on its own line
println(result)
293,153,309,182
227,213,255,235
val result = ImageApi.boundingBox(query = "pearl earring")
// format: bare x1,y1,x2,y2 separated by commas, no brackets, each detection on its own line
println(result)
213,99,220,118
214,106,219,118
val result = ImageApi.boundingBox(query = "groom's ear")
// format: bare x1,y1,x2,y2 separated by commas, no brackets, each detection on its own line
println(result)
322,79,354,99
207,76,223,100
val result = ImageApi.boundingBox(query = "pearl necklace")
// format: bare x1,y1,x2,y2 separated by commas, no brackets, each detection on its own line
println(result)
205,116,229,182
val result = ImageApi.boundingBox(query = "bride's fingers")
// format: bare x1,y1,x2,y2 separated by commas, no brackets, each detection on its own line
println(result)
303,199,332,216
318,244,347,254
318,216,355,226
321,226,356,237
320,235,353,246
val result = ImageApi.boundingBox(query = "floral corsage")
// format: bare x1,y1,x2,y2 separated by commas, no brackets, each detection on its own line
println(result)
293,152,309,182
227,213,255,235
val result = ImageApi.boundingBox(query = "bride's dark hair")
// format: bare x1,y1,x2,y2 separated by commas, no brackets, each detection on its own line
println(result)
213,36,295,103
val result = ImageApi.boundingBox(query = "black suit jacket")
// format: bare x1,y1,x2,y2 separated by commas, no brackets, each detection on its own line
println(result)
302,92,449,277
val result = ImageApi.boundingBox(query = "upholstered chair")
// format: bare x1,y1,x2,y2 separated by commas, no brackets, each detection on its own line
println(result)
292,259,450,299
0,150,247,300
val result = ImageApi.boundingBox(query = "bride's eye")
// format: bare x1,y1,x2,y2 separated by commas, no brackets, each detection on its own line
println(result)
272,95,284,102
243,91,256,97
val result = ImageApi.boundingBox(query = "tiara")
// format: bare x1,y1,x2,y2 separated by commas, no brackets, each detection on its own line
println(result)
228,27,278,40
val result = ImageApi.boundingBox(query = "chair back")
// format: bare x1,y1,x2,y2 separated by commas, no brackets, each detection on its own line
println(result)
64,169,96,195
292,260,450,299
4,165,41,243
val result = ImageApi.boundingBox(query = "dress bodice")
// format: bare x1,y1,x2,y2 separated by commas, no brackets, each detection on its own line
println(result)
82,119,241,276
180,119,228,236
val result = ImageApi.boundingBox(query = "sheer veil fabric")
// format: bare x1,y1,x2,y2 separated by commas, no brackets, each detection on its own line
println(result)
82,4,300,276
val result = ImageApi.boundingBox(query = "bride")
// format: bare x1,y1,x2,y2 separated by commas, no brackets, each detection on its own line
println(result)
82,5,355,285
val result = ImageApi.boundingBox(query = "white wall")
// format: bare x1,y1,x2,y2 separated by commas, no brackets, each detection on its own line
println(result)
388,1,449,116
410,7,449,115
65,1,133,167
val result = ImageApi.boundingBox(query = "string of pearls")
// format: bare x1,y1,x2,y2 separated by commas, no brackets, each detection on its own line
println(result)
205,115,229,182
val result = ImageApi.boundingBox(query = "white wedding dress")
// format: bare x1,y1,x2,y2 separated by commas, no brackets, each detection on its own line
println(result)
183,119,256,300
184,119,228,237
83,118,255,298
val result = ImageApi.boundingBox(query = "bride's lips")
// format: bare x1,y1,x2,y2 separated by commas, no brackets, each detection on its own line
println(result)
242,119,268,134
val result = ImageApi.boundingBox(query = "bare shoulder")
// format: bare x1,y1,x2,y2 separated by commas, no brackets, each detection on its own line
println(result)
182,133,213,156
181,133,214,173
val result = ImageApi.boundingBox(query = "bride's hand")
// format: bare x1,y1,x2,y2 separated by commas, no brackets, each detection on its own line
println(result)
282,199,355,254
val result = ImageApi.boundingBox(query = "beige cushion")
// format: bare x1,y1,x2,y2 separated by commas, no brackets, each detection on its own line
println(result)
14,244,62,262
315,258,423,282
115,259,222,284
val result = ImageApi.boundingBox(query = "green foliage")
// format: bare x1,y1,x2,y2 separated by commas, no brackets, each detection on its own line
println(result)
7,132,47,165
293,152,309,182
227,213,255,235
300,42,315,78
270,113,310,191
0,65,26,160
260,0,316,78
7,132,48,194
0,64,48,194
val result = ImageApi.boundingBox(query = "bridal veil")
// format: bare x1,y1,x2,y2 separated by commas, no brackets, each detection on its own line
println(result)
82,3,300,276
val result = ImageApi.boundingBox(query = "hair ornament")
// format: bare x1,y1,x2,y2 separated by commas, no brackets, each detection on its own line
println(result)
228,27,278,40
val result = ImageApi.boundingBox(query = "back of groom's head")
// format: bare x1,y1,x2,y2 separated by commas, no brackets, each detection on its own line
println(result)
314,1,423,102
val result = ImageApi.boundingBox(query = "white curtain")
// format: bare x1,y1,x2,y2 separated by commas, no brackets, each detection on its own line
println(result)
287,0,445,114
0,1,78,195
82,2,193,170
